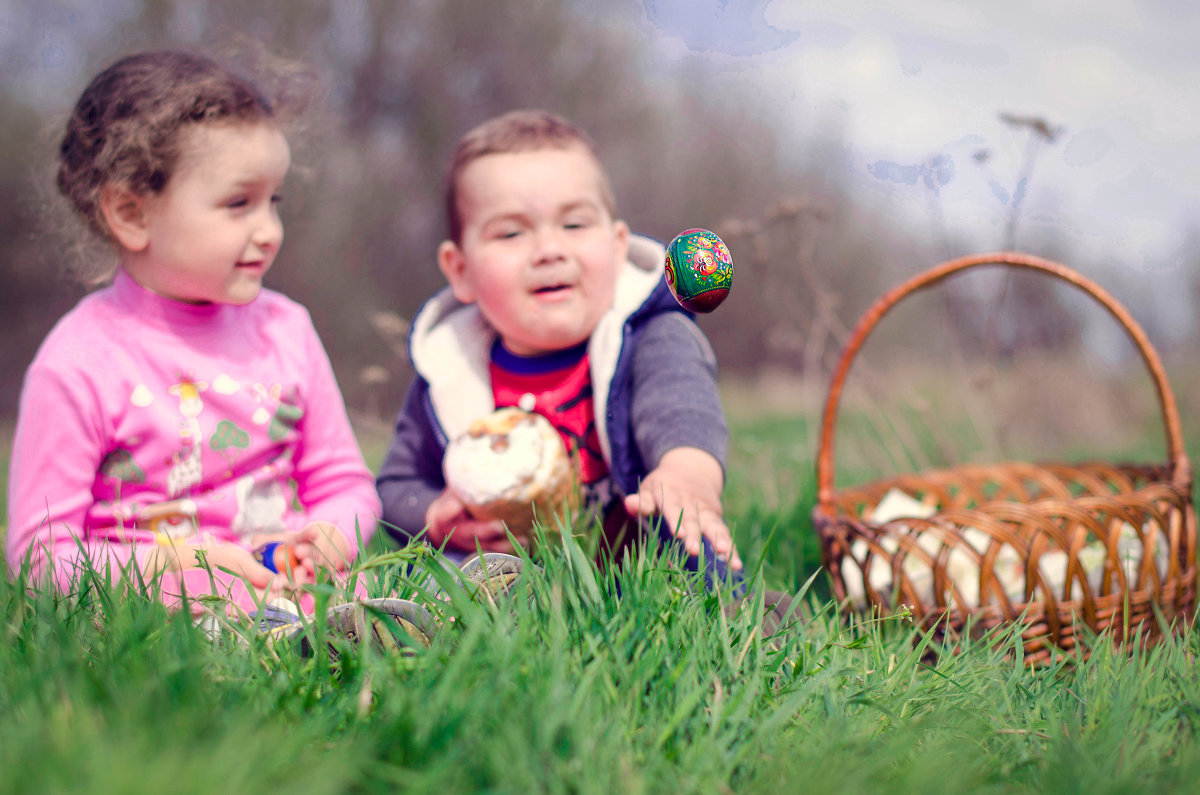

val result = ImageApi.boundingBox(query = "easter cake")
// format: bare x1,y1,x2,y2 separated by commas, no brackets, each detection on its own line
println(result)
443,407,575,533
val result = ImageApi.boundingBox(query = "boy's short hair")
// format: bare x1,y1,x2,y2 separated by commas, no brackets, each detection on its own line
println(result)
444,110,616,244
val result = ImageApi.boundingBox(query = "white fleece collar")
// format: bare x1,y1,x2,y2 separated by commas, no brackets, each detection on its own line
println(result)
409,234,666,458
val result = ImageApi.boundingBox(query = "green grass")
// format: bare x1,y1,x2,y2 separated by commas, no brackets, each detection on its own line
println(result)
3,409,1200,793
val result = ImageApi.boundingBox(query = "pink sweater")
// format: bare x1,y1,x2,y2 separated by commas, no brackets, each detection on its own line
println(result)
6,270,381,601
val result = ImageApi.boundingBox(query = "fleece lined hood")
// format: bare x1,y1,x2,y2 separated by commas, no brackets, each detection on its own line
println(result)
407,234,667,458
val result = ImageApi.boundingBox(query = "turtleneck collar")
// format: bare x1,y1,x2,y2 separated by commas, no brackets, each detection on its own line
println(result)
109,268,245,334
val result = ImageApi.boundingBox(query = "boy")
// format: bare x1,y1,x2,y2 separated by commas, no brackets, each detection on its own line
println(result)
376,110,743,586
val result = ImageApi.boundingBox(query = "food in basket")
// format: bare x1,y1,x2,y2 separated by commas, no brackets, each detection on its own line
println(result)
443,406,575,533
841,488,1169,609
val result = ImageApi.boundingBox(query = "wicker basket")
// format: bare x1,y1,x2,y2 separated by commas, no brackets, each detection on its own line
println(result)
812,252,1196,665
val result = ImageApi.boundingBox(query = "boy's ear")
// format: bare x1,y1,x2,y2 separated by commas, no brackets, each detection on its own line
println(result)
437,240,476,303
613,219,630,263
99,183,151,252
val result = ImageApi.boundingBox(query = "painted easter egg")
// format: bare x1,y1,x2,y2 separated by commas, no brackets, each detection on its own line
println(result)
664,228,733,313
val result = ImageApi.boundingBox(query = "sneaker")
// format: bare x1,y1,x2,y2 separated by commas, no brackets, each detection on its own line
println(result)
457,552,528,604
266,597,436,658
253,597,303,633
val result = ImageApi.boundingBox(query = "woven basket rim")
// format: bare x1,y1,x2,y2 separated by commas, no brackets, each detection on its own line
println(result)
810,253,1197,664
814,252,1192,509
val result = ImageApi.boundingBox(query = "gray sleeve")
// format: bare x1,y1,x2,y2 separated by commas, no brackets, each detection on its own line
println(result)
375,382,446,543
629,312,728,472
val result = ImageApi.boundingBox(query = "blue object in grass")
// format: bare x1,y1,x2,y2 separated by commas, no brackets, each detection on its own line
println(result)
257,541,282,573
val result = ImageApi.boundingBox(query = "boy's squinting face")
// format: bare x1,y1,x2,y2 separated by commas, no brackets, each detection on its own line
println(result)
125,122,290,305
439,146,629,356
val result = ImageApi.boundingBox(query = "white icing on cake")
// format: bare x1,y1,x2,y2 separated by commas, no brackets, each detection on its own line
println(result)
443,409,571,525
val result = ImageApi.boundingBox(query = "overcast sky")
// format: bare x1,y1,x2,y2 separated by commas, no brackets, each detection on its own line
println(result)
636,0,1200,337
7,0,1196,337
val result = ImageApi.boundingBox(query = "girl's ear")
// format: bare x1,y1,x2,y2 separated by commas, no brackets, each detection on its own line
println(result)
98,183,151,252
437,239,476,303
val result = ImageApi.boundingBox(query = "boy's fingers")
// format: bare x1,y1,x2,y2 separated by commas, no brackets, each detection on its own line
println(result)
481,537,516,554
659,498,701,556
445,519,508,552
678,514,701,556
472,520,509,541
625,484,740,568
678,504,741,570
699,512,743,570
624,480,665,517
700,511,730,553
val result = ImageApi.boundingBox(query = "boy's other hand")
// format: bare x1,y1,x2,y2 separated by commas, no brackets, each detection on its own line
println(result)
623,447,743,571
426,489,526,554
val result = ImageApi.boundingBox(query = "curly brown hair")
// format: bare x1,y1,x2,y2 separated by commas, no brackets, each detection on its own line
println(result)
56,49,305,244
443,109,616,244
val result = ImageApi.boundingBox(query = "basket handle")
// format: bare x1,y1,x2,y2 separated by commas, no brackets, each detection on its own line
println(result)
815,251,1191,507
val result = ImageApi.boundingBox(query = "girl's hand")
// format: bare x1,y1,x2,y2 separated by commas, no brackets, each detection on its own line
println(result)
145,542,277,589
292,521,353,580
426,489,525,554
245,532,310,584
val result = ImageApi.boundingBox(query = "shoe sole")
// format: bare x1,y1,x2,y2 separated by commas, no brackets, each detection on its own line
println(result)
270,598,436,658
458,553,526,603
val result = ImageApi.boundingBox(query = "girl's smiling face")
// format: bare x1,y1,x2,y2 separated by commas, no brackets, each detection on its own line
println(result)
438,145,629,356
118,121,291,305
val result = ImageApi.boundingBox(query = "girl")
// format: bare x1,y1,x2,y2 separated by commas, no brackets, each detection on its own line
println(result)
5,50,382,620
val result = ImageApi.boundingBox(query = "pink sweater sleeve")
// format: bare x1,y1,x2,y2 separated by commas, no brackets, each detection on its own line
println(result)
7,283,381,591
288,319,381,557
6,362,150,586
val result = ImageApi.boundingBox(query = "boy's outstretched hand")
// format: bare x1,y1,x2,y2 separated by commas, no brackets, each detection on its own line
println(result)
623,447,743,571
425,489,527,555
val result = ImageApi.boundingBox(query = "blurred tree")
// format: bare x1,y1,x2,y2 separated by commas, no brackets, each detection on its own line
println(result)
6,0,1074,425
934,113,1078,360
0,88,87,412
2,0,864,421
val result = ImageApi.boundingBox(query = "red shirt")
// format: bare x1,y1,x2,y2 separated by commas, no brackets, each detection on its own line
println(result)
489,339,608,485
